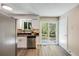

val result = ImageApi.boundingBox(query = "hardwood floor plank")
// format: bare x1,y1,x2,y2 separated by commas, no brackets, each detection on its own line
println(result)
17,45,70,56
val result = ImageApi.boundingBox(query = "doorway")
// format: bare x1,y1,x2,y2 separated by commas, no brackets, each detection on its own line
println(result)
40,21,58,45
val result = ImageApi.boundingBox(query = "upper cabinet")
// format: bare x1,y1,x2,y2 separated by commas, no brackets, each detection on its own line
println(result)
17,19,40,34
32,20,40,29
17,19,40,30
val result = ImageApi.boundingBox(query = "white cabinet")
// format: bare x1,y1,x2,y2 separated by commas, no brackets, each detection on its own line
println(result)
32,20,40,29
36,36,40,48
17,37,27,48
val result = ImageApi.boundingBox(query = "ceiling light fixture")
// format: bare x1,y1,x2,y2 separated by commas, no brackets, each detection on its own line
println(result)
2,4,13,11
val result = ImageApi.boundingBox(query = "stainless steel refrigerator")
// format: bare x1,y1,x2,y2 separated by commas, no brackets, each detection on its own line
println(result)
0,13,16,56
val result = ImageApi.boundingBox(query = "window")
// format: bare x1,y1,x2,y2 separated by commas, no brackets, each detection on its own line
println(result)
24,22,32,30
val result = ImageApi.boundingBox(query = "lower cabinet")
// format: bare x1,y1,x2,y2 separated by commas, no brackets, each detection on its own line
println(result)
17,37,27,48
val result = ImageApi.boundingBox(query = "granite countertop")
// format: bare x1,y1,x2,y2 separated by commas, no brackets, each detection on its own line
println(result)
17,32,39,37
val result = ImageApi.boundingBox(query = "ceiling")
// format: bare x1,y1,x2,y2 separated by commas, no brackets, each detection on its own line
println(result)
1,3,78,17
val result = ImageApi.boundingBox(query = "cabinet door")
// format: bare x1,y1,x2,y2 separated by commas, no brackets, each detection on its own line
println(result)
32,20,40,29
17,37,27,48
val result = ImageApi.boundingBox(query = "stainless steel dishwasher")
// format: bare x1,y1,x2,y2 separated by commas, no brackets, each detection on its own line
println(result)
27,36,36,49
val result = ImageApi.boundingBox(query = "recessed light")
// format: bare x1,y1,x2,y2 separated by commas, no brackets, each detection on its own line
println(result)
2,5,13,11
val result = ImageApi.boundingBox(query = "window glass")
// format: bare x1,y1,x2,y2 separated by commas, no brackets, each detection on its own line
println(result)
28,22,32,29
24,22,32,30
24,22,27,29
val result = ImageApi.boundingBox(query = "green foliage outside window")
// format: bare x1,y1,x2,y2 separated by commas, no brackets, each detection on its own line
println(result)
24,22,32,30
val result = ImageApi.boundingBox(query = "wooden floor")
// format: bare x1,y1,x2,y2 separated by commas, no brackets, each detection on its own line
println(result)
17,45,70,56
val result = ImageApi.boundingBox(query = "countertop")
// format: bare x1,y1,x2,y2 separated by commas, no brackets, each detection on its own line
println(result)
17,32,39,37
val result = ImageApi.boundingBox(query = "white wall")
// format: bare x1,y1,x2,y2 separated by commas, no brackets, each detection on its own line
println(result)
68,5,79,55
40,17,58,22
59,5,79,56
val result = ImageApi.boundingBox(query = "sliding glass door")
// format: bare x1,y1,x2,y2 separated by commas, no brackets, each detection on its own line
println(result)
40,22,57,45
42,23,48,40
48,23,56,43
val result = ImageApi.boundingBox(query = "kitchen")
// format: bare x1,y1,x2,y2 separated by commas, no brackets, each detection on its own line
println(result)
16,14,40,55
16,15,59,56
